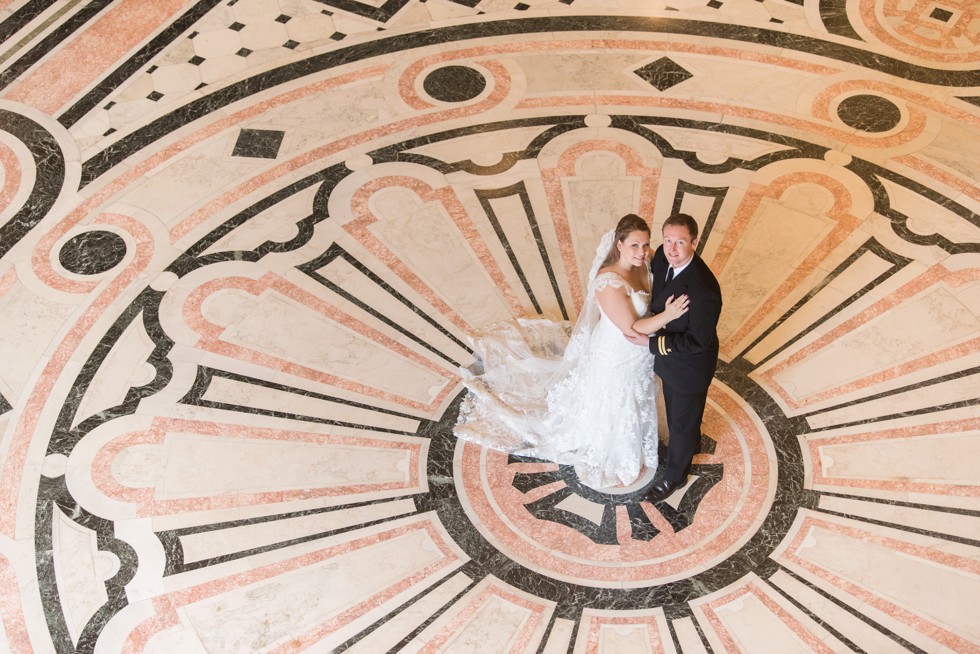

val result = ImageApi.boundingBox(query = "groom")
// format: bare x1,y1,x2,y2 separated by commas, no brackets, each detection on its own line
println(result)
630,213,722,503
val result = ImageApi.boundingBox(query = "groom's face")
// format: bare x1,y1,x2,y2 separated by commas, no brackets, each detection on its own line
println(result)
662,224,697,268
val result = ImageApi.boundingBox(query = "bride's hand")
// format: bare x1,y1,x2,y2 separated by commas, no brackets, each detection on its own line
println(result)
663,294,690,321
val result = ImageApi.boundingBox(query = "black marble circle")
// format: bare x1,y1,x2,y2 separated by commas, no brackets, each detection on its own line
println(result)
58,230,127,275
836,94,902,133
422,65,487,103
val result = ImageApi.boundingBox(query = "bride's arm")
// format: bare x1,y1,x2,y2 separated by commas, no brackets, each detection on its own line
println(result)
595,282,639,335
633,294,690,335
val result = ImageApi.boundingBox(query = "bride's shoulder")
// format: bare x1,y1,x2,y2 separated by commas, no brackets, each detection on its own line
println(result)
594,268,629,290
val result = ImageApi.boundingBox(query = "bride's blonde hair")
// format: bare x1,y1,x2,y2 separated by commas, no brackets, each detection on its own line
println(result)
600,213,650,268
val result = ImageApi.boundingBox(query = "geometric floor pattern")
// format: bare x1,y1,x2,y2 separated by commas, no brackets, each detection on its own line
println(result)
0,0,978,652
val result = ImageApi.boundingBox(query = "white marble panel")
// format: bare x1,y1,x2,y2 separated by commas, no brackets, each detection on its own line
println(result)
817,496,980,542
182,525,448,652
596,623,655,653
369,186,514,326
710,592,814,654
439,594,534,654
918,121,980,185
820,433,979,484
745,249,894,364
52,508,113,646
201,185,319,256
806,373,980,429
216,290,449,404
0,279,76,397
671,617,707,654
118,145,262,229
156,430,414,499
799,521,980,643
717,195,832,345
72,317,156,428
775,285,978,399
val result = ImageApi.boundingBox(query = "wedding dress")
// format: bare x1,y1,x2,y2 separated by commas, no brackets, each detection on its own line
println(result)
455,232,659,488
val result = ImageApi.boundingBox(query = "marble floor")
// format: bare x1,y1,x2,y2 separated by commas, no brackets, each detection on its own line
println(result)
0,0,978,652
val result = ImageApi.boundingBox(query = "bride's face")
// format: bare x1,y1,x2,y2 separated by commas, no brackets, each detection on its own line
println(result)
617,230,651,268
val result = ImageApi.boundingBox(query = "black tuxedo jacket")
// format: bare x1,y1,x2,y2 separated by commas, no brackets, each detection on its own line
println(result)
648,245,722,394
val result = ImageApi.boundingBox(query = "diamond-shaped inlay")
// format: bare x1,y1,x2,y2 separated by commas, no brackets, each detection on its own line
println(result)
329,32,346,41
275,14,291,23
515,2,530,9
189,55,205,65
283,39,299,49
229,21,245,31
236,47,252,57
232,128,285,159
707,0,722,7
929,7,954,21
147,91,164,101
634,57,694,92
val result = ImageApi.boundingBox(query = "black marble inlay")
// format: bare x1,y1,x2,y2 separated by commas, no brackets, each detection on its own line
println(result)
236,47,252,57
422,65,487,102
836,94,902,132
229,21,244,30
707,0,722,8
284,39,299,49
0,108,66,259
189,54,205,65
929,7,953,22
635,56,693,91
275,13,292,23
147,90,163,101
0,390,11,416
58,230,127,275
330,31,346,40
232,127,285,159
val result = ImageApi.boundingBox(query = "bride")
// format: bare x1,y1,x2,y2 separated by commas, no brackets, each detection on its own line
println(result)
455,214,689,488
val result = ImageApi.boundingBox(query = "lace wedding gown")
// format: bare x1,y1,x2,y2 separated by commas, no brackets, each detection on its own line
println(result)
455,271,659,488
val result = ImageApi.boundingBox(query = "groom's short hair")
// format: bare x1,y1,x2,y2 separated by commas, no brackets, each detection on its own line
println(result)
663,213,699,241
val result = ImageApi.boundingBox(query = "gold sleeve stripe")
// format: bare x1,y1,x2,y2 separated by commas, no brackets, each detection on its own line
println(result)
658,335,667,356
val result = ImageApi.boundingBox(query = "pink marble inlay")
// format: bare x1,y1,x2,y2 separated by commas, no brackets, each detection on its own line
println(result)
780,513,980,653
895,154,980,203
0,552,32,654
759,265,980,411
90,416,423,517
182,272,458,413
812,79,979,131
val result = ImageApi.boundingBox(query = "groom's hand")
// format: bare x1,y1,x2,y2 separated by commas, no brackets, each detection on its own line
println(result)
624,328,649,347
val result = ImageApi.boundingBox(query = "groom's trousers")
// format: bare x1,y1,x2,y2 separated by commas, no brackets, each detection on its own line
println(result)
661,382,708,484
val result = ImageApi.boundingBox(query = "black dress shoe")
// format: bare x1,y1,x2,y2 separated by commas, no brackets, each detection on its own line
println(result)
646,478,683,503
